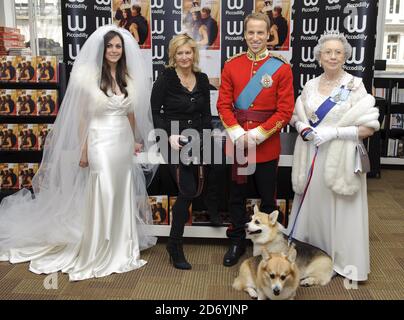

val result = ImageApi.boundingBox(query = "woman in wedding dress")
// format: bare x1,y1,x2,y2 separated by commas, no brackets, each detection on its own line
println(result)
0,26,157,281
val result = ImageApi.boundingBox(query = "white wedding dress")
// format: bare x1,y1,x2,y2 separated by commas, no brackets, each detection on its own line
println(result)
0,94,150,281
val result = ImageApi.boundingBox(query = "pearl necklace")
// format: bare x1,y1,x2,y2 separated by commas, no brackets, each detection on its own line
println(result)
322,71,344,87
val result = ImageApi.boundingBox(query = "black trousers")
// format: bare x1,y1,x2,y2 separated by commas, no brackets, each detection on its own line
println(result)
228,159,278,244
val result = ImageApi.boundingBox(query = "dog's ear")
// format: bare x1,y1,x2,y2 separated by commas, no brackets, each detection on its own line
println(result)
287,246,297,264
253,204,259,215
269,210,279,226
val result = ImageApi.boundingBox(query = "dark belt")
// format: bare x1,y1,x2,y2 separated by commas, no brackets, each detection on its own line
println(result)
234,109,274,126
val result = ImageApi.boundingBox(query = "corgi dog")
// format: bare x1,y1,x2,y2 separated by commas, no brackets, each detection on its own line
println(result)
233,246,299,300
245,205,333,287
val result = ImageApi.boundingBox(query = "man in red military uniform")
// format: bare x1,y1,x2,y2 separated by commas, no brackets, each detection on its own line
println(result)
217,12,294,266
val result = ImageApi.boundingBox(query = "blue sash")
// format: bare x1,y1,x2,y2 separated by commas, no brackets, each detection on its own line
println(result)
309,85,352,127
234,57,284,110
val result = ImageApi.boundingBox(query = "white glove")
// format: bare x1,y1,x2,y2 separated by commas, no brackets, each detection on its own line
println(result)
336,126,358,141
294,121,308,134
168,135,186,150
294,121,316,141
313,127,338,146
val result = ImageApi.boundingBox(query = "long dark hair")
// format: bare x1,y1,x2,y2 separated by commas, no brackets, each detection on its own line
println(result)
100,30,128,98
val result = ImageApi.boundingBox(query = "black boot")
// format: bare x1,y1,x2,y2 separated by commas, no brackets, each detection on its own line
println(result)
166,239,192,270
223,243,246,267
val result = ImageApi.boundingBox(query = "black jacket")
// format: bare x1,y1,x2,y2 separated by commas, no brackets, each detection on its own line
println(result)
151,67,212,137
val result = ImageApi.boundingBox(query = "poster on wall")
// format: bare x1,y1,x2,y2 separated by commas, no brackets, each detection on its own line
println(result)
255,0,291,52
61,0,378,102
291,0,379,97
183,0,221,90
61,0,112,76
112,0,152,68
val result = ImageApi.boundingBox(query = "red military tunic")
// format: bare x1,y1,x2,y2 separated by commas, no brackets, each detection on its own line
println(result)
217,49,295,163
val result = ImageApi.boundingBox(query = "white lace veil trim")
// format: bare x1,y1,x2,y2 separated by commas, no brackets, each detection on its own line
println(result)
0,25,157,251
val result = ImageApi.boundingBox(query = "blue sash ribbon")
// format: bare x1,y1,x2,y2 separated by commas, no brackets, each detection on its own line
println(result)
309,85,352,127
234,57,284,110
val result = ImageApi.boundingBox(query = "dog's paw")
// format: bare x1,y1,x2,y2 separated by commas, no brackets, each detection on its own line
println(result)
246,288,258,299
300,277,316,287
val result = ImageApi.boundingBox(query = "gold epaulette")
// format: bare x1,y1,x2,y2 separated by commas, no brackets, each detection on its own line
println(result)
269,52,289,64
225,52,246,63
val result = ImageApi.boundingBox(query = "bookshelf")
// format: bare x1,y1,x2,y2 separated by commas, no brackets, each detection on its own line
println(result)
0,62,66,197
373,76,404,165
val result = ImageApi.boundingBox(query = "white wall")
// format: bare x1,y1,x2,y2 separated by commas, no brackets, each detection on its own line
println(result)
0,0,16,28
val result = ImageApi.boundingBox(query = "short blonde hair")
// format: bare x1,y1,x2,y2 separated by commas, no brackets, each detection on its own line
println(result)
244,12,271,33
167,33,201,72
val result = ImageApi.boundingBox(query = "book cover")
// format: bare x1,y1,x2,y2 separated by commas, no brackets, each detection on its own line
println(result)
0,56,16,82
0,163,19,189
148,195,169,225
192,210,210,224
0,89,16,115
38,123,53,150
397,140,404,158
37,89,58,116
18,124,39,151
18,163,39,189
0,124,18,150
36,56,57,82
15,56,36,83
169,196,192,226
16,89,37,116
390,113,404,129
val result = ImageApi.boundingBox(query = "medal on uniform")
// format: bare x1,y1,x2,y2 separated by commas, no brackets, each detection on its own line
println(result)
261,73,273,88
309,112,319,124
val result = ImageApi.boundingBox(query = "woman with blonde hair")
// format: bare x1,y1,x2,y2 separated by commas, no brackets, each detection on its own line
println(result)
151,33,212,269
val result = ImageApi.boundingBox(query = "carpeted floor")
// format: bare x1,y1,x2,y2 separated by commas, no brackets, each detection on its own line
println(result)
0,169,403,300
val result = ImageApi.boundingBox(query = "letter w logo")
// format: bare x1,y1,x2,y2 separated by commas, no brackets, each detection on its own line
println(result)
227,21,243,35
345,15,367,33
302,18,317,34
152,20,164,34
301,47,315,62
326,17,340,32
303,0,318,6
227,0,243,10
152,45,165,60
151,0,164,9
67,15,86,32
347,47,365,65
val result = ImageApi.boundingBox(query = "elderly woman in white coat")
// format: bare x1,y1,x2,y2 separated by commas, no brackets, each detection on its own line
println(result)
286,33,380,282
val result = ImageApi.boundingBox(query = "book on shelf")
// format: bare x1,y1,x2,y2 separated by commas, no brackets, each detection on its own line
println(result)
36,56,57,83
16,89,37,116
17,124,39,151
0,56,16,81
148,195,169,225
0,163,19,189
14,56,36,83
38,123,53,150
0,89,16,115
18,163,38,189
37,90,58,115
0,123,18,150
390,114,404,129
387,138,404,158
